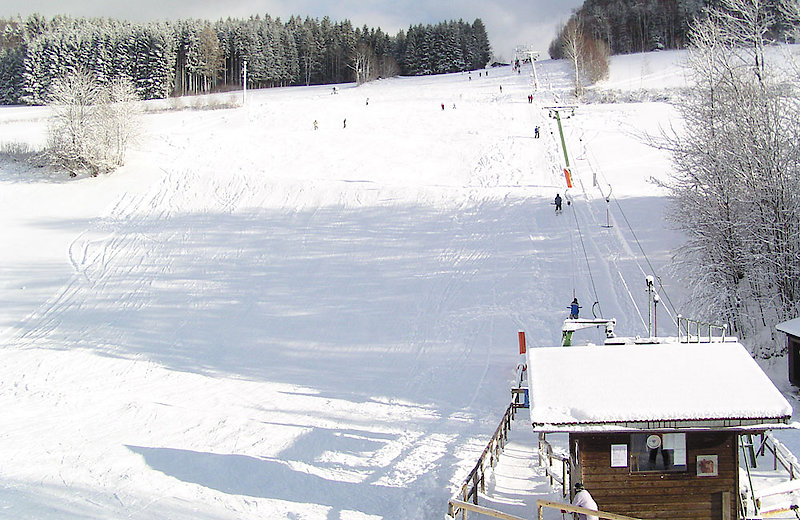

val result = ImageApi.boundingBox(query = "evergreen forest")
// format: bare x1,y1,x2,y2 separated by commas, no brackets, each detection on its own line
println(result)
0,14,492,105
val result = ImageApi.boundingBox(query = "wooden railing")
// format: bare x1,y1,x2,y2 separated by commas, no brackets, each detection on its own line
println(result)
448,500,527,520
761,432,800,480
537,499,643,520
738,433,800,518
447,398,518,519
538,433,569,497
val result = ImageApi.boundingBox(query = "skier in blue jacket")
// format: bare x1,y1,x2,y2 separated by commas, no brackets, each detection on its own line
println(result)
568,298,581,319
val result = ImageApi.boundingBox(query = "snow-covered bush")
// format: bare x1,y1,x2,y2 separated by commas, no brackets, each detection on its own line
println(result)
582,88,682,104
46,69,140,177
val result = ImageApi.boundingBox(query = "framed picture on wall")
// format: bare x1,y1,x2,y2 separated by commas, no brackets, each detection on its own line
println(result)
697,455,718,476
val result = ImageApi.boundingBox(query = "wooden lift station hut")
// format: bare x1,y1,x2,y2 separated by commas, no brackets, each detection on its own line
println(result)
526,341,793,520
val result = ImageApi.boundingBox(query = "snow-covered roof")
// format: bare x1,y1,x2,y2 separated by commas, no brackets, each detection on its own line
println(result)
526,342,792,432
776,318,800,338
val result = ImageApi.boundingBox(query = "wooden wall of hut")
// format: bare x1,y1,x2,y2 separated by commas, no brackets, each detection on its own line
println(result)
571,432,737,520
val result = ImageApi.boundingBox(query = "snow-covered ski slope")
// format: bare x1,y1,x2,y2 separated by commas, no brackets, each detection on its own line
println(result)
0,48,782,519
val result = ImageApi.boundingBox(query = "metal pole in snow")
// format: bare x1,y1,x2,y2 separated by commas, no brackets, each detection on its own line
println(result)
601,197,613,228
554,110,570,169
654,294,660,337
644,275,655,338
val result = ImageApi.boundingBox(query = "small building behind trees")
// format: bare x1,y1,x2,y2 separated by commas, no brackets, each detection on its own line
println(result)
776,318,800,387
526,342,793,520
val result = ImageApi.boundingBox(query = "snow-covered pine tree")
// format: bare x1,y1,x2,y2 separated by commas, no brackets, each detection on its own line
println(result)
258,16,278,87
0,19,26,103
337,20,357,83
295,18,323,86
87,27,112,86
470,19,491,68
0,46,24,103
402,26,420,75
278,23,299,86
132,23,174,99
417,26,433,75
21,36,48,104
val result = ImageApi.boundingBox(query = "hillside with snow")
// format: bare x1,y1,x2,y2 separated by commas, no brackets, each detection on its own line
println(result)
0,48,796,519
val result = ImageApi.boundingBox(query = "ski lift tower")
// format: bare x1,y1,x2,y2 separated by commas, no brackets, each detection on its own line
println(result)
543,105,578,187
514,45,540,90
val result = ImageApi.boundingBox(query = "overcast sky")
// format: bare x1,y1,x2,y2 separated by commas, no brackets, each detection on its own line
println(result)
2,0,583,60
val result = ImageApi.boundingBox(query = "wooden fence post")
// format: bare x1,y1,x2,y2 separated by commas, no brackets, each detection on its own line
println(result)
722,491,732,520
774,445,778,471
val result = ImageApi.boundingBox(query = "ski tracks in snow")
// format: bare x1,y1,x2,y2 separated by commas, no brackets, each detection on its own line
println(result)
0,62,685,519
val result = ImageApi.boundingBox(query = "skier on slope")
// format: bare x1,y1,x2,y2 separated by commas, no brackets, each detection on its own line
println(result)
568,298,581,319
554,193,562,213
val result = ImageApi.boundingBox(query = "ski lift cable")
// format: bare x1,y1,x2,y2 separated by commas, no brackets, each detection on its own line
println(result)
550,116,602,318
585,147,679,327
583,154,651,330
570,197,603,318
584,150,651,327
541,105,579,303
610,194,679,325
564,198,578,298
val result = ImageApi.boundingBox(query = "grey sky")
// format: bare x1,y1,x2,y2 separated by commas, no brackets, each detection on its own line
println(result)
2,0,583,60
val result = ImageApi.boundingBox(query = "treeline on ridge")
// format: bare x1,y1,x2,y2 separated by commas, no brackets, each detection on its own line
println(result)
0,14,492,105
549,0,795,58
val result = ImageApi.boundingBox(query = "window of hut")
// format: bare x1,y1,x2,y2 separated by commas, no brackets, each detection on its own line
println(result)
629,433,687,473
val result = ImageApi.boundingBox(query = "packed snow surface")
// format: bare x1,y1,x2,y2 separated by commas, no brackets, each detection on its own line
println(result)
0,48,797,519
527,342,793,426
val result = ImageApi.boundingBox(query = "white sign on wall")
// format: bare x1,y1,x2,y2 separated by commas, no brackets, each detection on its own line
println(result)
611,444,628,467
